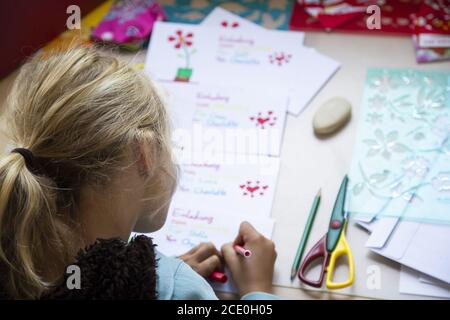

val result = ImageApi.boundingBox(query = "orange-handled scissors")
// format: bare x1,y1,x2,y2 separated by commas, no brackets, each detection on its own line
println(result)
298,175,354,289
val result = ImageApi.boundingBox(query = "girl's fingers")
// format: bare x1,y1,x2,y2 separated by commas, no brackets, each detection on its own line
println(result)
178,245,198,261
197,254,222,277
184,245,200,255
194,242,220,262
221,242,239,265
234,221,258,245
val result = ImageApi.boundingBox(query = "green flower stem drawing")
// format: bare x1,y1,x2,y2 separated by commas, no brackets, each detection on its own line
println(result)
183,44,190,69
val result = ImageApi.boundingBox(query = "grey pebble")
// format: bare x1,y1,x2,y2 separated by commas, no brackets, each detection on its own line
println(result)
313,97,352,135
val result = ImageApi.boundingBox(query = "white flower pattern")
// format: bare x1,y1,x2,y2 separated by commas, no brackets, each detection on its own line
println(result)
349,69,450,222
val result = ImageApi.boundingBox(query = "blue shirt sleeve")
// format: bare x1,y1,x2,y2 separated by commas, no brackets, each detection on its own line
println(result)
241,292,280,300
155,250,279,300
156,250,218,300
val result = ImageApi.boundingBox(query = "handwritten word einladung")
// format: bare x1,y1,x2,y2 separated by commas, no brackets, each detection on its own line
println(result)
134,204,275,293
145,21,339,115
171,155,280,219
161,82,288,157
145,205,274,257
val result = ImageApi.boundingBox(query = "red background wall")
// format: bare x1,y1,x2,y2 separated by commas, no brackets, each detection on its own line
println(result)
0,0,103,78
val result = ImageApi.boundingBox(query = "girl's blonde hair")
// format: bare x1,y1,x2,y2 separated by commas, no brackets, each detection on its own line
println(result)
0,46,175,298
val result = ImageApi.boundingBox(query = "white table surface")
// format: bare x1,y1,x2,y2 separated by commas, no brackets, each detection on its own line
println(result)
1,31,449,300
268,31,449,300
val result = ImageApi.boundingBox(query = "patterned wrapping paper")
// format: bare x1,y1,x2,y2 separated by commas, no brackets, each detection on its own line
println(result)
91,0,166,46
290,0,421,35
413,0,450,37
159,0,294,30
412,0,450,63
346,69,450,224
290,0,450,63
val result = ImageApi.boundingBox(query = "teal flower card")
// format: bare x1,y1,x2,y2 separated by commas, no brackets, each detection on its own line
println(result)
347,69,450,224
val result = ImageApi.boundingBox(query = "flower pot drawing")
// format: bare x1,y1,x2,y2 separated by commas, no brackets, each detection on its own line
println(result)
168,30,196,83
175,67,193,82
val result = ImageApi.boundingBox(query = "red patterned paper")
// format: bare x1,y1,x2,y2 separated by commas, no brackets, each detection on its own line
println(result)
289,0,424,36
412,0,450,35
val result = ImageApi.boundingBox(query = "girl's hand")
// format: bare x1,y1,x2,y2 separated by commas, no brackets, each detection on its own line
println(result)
221,222,277,296
179,242,223,278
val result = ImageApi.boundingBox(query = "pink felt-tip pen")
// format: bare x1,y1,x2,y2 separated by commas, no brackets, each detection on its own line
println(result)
209,271,228,283
233,244,252,258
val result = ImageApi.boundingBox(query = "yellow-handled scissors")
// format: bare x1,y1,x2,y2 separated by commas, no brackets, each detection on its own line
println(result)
298,175,354,289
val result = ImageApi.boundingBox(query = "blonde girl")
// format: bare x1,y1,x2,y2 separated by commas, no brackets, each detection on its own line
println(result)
0,46,277,300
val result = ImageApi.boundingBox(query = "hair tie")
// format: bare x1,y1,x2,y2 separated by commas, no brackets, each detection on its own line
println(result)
11,148,77,189
11,147,40,174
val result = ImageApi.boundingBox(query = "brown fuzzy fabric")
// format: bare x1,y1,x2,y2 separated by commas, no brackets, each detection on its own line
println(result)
43,235,158,300
1,235,158,300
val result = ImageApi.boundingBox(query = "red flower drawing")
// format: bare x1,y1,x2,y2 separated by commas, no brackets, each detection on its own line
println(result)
240,181,269,197
168,30,193,49
221,20,239,28
269,52,292,66
249,111,277,129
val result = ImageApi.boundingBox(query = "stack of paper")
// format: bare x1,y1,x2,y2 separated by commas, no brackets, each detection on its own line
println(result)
138,7,340,293
145,7,340,116
347,68,450,298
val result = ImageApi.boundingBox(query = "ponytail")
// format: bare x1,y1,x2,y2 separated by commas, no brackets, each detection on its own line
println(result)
0,151,69,298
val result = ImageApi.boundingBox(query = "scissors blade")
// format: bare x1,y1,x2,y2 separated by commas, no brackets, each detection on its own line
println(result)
325,175,349,252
